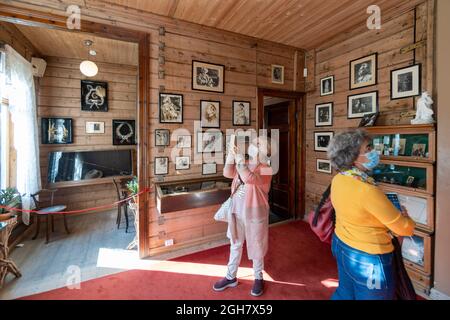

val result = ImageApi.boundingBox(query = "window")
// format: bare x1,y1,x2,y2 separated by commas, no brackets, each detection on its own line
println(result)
0,50,8,189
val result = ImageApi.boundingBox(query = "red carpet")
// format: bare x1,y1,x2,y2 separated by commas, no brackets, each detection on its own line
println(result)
21,221,338,300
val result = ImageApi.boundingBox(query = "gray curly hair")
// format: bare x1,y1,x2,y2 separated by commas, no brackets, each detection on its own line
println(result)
327,129,371,171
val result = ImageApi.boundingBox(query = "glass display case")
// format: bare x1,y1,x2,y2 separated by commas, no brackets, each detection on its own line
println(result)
401,230,432,275
155,177,232,214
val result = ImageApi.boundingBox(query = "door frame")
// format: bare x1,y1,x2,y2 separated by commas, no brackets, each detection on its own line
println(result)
0,4,151,257
257,88,306,220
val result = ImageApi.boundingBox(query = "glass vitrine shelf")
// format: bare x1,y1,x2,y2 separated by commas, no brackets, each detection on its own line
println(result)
401,230,432,275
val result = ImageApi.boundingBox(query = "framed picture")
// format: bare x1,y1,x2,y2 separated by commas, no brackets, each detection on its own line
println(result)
154,157,169,175
175,156,190,170
113,119,136,145
192,60,225,93
155,129,170,147
159,93,183,123
412,143,427,157
391,64,421,100
202,163,217,175
348,91,378,119
176,135,191,148
358,112,379,127
320,76,334,96
197,130,223,153
81,80,108,112
200,100,220,128
85,121,105,134
271,64,284,84
349,53,377,90
41,118,73,144
232,101,251,126
317,159,332,174
314,131,334,152
315,103,333,127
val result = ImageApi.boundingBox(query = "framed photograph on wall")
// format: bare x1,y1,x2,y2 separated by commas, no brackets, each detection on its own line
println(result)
41,118,73,144
81,80,108,112
314,131,334,152
176,135,191,148
154,157,169,175
200,100,220,128
317,159,332,174
232,101,251,126
113,120,136,145
271,64,285,84
347,91,378,119
320,76,334,96
202,163,217,175
85,121,105,134
159,93,183,123
192,60,225,93
390,64,421,100
349,53,377,90
315,102,333,127
175,156,190,170
155,129,170,147
197,130,223,153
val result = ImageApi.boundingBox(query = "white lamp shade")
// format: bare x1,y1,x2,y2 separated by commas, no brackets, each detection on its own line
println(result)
80,60,98,77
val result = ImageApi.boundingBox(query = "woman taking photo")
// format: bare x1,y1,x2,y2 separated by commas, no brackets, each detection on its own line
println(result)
327,129,415,300
213,133,273,297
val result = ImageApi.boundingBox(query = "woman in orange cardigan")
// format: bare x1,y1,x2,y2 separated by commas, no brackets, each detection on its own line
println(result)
327,129,415,300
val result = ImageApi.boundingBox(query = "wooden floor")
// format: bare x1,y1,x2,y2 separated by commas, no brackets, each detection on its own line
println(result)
0,210,135,300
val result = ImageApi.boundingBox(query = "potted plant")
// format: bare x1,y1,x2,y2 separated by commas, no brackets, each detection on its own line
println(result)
0,188,22,221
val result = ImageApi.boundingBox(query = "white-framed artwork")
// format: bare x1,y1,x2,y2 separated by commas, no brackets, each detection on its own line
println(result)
315,103,333,127
271,64,284,84
314,131,334,152
317,159,332,174
347,91,378,119
390,64,421,100
200,100,220,128
197,130,223,153
320,76,334,96
232,101,251,126
202,162,217,175
175,156,190,170
154,157,169,175
176,135,191,148
85,121,105,134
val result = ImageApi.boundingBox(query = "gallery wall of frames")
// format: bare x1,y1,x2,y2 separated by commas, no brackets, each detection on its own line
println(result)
305,1,435,294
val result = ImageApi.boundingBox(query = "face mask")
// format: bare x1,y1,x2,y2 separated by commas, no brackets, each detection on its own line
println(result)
248,144,259,159
361,150,380,170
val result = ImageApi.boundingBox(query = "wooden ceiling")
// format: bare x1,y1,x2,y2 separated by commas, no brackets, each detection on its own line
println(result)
15,24,138,65
101,0,423,49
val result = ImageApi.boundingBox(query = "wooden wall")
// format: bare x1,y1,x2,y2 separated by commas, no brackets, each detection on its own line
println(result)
37,56,138,211
304,1,434,214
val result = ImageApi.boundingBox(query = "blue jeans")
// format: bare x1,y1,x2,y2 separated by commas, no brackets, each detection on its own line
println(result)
331,233,395,300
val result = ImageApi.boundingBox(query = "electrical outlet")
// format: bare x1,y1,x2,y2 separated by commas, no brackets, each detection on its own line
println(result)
165,239,174,246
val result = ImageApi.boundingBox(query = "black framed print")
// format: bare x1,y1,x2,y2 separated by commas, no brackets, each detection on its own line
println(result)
317,159,332,174
347,91,378,119
349,53,377,90
271,64,285,84
159,93,183,123
391,64,421,100
358,112,379,127
176,135,191,148
81,80,108,112
320,76,334,96
155,129,170,147
232,101,251,126
314,131,334,152
315,103,333,127
202,163,217,175
192,60,225,93
113,120,136,145
41,118,73,144
154,157,169,175
197,130,223,153
200,100,220,128
175,156,190,170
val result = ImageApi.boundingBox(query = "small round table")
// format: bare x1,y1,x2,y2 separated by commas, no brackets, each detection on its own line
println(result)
0,215,21,288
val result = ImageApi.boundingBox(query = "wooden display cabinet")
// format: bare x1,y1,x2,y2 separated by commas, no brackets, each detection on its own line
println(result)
406,266,432,295
401,229,433,275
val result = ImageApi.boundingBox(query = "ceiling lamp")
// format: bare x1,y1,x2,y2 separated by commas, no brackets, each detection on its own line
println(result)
80,39,98,77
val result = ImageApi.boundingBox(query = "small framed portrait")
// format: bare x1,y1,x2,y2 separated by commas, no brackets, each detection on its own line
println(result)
317,159,332,174
349,53,377,90
348,91,378,119
175,156,190,170
314,131,334,152
320,76,334,96
155,129,170,147
85,121,105,134
159,93,183,123
200,100,220,128
41,118,73,144
358,112,379,127
315,103,333,127
232,101,251,126
176,135,191,148
390,64,421,100
405,176,415,187
192,60,225,93
202,163,217,175
197,130,223,153
412,143,427,157
271,64,285,84
154,157,169,175
113,120,136,145
81,80,108,112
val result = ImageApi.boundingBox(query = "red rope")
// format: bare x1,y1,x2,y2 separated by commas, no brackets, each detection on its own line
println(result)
0,187,151,215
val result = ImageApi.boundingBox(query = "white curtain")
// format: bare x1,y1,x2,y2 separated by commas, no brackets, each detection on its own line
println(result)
4,45,41,225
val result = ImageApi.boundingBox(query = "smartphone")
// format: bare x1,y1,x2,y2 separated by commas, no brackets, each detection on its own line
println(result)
385,192,402,211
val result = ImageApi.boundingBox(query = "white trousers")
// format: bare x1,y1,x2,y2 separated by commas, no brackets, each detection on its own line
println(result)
226,213,264,280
